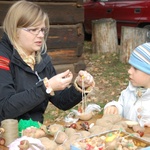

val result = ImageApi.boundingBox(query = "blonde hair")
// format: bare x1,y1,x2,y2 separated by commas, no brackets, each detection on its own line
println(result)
3,0,50,63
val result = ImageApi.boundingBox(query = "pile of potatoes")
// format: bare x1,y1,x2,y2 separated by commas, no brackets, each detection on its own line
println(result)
38,114,131,150
20,114,144,150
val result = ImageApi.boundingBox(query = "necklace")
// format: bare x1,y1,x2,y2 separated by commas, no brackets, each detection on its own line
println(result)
81,76,87,113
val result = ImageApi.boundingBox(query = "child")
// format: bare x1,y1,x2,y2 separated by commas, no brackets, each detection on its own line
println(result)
104,42,150,127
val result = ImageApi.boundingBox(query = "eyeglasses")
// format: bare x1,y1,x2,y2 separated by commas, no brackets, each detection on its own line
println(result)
22,27,48,35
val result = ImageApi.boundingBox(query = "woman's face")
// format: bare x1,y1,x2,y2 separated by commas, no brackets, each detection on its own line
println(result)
17,22,46,55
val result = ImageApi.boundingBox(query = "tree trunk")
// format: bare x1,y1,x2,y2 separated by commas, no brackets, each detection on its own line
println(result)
120,26,148,63
92,18,118,54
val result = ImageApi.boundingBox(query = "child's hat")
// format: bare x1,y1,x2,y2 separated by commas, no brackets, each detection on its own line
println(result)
129,42,150,75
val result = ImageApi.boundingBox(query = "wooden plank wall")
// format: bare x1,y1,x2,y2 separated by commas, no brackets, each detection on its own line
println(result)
0,0,85,73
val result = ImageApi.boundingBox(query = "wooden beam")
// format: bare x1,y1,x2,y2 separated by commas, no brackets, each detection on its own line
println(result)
0,1,84,25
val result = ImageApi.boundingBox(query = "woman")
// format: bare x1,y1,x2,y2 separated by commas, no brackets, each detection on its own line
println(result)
0,0,95,123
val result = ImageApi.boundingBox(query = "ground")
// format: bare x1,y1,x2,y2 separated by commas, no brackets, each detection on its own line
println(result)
43,41,130,124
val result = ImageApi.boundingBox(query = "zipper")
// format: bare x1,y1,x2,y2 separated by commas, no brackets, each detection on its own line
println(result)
35,71,43,84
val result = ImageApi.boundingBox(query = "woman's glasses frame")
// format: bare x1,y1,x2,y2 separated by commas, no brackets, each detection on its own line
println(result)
22,27,48,35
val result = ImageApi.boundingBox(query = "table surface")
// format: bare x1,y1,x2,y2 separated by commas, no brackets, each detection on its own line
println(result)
1,114,150,150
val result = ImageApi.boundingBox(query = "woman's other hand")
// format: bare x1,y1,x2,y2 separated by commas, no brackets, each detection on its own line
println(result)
48,70,73,91
76,70,95,88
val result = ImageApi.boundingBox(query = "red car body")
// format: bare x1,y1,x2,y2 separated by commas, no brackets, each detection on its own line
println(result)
84,0,150,38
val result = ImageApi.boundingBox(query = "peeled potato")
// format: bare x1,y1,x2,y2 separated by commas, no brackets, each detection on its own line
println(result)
125,120,138,128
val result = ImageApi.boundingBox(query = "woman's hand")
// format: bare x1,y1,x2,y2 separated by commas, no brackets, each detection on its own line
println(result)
75,70,94,88
47,70,73,91
103,106,119,115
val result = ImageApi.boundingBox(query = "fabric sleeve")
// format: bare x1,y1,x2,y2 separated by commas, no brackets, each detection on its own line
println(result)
0,57,48,121
49,85,82,110
104,88,128,116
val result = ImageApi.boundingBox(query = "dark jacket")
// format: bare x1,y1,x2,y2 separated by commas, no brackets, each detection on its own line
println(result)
0,33,82,123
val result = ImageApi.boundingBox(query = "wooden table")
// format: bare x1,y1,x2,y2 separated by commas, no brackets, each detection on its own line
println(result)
0,145,7,150
1,114,150,149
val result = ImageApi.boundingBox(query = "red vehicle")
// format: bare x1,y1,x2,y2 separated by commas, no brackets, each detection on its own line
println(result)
83,0,150,39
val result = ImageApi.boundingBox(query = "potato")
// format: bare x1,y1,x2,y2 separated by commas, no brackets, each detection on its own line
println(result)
88,125,104,133
78,130,91,138
105,138,119,150
54,131,68,144
69,133,82,141
96,118,112,127
62,140,72,150
22,127,46,138
65,128,76,137
56,145,66,150
111,124,125,131
132,125,145,132
48,124,64,136
115,121,128,129
39,137,57,150
102,114,122,124
96,118,110,125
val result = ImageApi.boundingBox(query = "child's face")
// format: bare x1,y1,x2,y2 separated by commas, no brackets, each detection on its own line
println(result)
128,66,150,88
